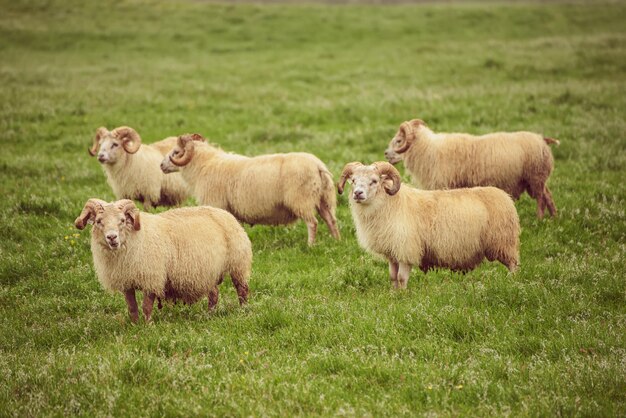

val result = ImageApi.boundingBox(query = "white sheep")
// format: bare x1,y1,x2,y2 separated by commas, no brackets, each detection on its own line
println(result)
338,161,520,289
89,126,189,210
384,119,559,219
75,198,252,322
160,134,340,246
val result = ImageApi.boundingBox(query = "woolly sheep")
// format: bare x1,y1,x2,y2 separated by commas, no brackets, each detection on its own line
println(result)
89,126,189,210
75,198,252,322
384,119,559,219
338,161,520,289
160,134,340,246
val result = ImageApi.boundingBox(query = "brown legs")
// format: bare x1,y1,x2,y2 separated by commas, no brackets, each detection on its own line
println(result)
318,205,340,240
231,272,249,306
142,292,156,322
397,262,412,289
388,260,399,289
305,217,318,246
124,289,157,323
124,289,139,323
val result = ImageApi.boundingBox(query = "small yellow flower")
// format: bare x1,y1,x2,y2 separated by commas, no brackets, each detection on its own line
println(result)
427,385,432,390
239,359,244,364
70,240,75,245
64,236,69,240
73,233,80,238
455,384,463,390
245,351,249,355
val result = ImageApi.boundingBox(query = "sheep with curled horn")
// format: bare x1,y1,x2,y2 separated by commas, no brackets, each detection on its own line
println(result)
384,119,559,219
160,133,340,246
75,198,252,323
338,161,520,289
89,126,189,210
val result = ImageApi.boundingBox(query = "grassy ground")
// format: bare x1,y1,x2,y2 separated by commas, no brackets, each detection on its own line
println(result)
1,0,625,416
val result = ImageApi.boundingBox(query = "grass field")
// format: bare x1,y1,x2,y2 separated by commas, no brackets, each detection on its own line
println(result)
1,0,625,416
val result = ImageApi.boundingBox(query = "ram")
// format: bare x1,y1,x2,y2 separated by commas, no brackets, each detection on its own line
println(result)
75,198,252,322
384,119,559,219
338,161,520,289
89,126,189,210
160,134,340,245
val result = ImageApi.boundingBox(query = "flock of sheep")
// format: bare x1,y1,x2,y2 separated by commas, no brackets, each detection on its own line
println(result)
76,120,559,322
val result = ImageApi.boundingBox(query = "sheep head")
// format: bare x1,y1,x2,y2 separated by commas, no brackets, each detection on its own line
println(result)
89,126,142,164
161,133,205,173
385,119,425,163
75,199,141,250
338,161,401,204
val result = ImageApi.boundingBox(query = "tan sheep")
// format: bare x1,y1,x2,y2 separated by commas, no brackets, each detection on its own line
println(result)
89,126,189,210
75,199,252,323
160,134,340,246
384,119,559,219
338,161,520,289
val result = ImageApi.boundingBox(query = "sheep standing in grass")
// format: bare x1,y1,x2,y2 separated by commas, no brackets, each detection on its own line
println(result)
89,126,189,210
338,162,520,289
384,119,559,219
75,198,252,322
160,134,340,246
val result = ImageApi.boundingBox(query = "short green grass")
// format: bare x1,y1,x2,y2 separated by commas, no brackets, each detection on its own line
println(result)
1,0,625,416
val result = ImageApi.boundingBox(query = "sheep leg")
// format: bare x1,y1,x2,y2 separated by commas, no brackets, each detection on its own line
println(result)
528,182,547,219
142,292,156,322
544,186,557,217
230,272,249,306
388,260,399,289
318,206,340,240
397,262,412,290
124,289,139,323
208,286,219,310
305,217,318,246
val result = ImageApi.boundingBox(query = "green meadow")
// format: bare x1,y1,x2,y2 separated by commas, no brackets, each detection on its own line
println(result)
1,0,624,415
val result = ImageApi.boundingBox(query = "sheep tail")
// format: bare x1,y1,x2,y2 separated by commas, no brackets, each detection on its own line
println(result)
543,137,560,146
318,167,337,213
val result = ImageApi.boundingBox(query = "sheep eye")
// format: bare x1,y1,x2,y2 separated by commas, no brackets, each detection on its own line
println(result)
111,143,118,148
371,180,378,185
96,219,103,226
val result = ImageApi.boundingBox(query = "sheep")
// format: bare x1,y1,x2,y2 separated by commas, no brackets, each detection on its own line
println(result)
384,119,559,219
89,126,189,210
75,198,252,323
159,133,340,246
338,161,520,289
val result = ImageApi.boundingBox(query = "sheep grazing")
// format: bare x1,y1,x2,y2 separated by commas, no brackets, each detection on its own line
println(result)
384,119,559,219
160,134,340,246
89,126,189,210
338,161,520,289
75,198,252,323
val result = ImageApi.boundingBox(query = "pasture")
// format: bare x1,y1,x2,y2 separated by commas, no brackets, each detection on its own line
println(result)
0,0,625,415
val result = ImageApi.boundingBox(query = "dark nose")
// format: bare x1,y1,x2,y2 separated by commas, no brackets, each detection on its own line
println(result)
106,233,117,241
354,190,364,199
98,155,106,162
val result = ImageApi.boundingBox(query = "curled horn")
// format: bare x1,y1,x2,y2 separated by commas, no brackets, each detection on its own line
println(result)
337,162,363,195
170,133,204,166
373,161,402,196
116,199,141,231
393,121,415,154
112,126,142,154
75,198,107,229
89,127,109,156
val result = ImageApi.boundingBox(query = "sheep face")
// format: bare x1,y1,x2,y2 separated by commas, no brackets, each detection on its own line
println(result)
161,133,205,174
75,199,141,251
384,120,424,164
96,133,126,165
384,142,403,165
338,162,402,204
89,127,142,164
